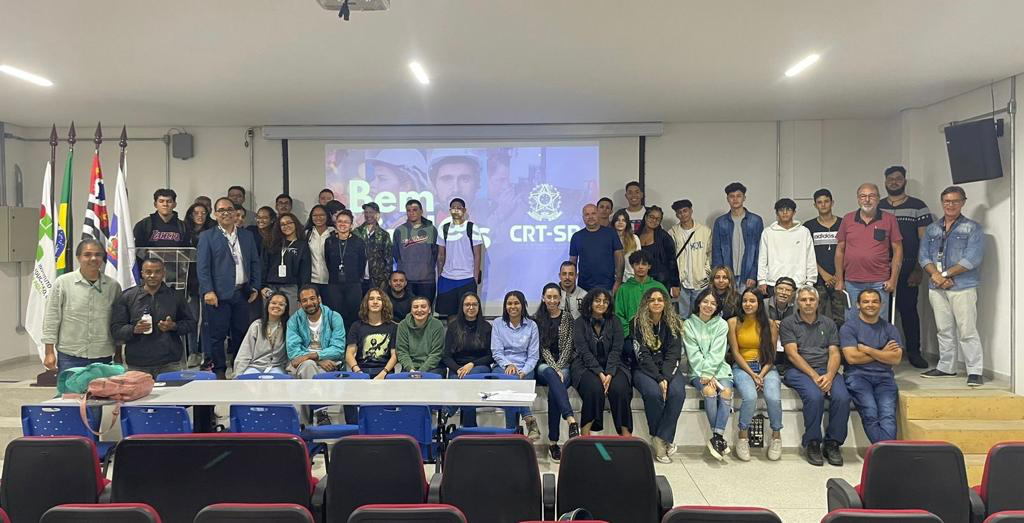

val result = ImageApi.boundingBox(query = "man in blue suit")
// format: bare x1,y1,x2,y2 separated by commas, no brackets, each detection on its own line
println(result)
198,196,261,378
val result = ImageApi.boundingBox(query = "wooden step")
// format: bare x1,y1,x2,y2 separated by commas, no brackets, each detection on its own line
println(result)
903,419,1024,454
900,389,1024,421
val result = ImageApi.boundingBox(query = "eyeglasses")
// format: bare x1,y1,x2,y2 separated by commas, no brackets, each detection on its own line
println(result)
215,208,235,214
942,199,965,206
463,303,480,308
857,194,879,201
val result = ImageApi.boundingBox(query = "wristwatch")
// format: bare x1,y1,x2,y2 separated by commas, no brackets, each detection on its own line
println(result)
940,270,949,278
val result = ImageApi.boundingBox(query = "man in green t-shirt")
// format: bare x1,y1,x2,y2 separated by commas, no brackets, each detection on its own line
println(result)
614,250,668,337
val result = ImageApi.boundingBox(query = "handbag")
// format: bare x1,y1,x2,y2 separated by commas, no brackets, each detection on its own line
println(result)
73,368,155,436
57,362,126,396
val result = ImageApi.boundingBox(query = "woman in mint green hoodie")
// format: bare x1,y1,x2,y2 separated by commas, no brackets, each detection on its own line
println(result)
684,287,734,461
396,296,446,375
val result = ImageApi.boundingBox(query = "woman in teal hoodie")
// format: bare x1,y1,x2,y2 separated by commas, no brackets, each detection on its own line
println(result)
396,296,446,375
684,287,734,461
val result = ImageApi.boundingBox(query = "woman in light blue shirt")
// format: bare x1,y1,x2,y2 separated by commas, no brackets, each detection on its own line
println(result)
490,290,541,440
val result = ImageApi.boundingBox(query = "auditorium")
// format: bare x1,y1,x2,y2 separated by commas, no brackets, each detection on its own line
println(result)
1,2,1023,522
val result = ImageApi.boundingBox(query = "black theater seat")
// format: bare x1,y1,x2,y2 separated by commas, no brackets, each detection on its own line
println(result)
318,435,427,522
662,505,782,523
974,442,1024,517
0,437,109,523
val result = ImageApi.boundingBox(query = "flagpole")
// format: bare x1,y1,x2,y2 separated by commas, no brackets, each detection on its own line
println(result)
66,122,76,272
119,125,127,176
48,125,57,213
94,122,102,153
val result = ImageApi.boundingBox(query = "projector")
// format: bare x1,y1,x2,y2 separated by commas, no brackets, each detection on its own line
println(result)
316,0,390,11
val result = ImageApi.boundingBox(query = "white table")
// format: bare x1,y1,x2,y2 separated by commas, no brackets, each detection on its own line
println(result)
45,378,537,408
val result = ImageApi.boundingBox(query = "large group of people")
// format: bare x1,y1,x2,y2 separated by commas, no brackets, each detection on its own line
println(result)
39,166,987,465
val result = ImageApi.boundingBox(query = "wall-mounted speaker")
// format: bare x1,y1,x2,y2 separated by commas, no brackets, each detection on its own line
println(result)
171,133,194,160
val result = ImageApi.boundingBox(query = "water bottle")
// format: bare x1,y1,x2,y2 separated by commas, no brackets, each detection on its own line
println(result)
141,307,153,335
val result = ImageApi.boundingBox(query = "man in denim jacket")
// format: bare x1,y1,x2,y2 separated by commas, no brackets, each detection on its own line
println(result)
919,186,986,387
711,182,764,289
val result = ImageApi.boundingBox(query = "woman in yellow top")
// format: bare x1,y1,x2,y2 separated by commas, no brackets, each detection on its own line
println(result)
728,287,783,462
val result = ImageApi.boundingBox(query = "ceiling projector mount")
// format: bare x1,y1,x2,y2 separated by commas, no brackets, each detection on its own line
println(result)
316,0,390,21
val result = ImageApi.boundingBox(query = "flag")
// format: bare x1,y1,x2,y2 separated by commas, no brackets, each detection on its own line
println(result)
105,155,138,289
54,148,73,274
26,162,57,362
81,151,109,246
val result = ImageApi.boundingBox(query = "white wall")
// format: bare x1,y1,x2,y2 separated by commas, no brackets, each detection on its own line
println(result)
900,76,1020,383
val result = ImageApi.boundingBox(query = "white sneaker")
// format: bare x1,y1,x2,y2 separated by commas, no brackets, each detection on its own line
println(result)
767,438,783,461
653,436,671,463
735,438,751,461
665,442,678,457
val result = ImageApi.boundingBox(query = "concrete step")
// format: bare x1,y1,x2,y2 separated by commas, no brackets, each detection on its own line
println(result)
964,453,986,487
900,389,1024,421
903,419,1024,454
0,416,24,454
0,383,57,417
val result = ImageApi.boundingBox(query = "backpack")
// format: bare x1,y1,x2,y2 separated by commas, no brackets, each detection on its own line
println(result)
442,221,474,243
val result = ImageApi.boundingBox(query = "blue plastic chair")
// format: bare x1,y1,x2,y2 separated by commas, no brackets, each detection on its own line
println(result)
307,372,369,439
120,406,192,436
234,372,294,380
449,372,520,439
228,405,328,465
21,405,116,471
359,372,442,461
156,370,216,381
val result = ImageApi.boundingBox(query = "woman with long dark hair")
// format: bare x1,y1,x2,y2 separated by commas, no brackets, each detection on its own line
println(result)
305,204,335,299
572,288,632,436
261,212,310,312
233,292,289,376
631,287,687,463
442,292,494,427
611,209,642,281
710,265,741,320
533,283,580,461
728,287,783,461
685,287,733,460
637,206,680,290
490,290,541,440
184,202,215,366
248,206,277,254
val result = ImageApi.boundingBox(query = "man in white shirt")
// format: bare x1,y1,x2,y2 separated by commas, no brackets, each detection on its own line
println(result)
667,199,711,318
436,197,484,319
757,198,817,295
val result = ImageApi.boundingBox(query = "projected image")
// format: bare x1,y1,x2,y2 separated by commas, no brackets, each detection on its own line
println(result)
325,144,599,310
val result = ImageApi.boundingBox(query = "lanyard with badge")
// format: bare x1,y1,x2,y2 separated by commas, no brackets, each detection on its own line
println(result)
936,216,962,272
279,240,295,278
336,236,349,279
220,226,240,264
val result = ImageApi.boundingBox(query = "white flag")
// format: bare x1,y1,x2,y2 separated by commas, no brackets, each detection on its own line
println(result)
26,162,57,362
105,155,138,289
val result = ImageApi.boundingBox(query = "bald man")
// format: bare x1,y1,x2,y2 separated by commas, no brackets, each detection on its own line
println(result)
569,203,624,293
834,183,903,323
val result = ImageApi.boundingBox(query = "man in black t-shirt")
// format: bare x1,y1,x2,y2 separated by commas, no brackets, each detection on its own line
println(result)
878,166,932,368
804,189,847,327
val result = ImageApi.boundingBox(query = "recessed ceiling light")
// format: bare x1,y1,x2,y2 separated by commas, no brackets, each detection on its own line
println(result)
784,54,820,77
0,64,54,87
408,61,430,85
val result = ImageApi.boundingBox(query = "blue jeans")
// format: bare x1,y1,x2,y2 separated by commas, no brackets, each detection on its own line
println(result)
202,289,251,373
844,281,891,323
502,369,535,429
783,367,851,447
677,287,700,319
634,370,686,443
447,364,492,427
239,366,287,375
691,376,733,435
732,362,783,432
845,371,899,443
536,364,574,442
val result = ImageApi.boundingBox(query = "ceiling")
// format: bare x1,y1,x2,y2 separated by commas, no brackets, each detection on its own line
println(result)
2,0,1023,127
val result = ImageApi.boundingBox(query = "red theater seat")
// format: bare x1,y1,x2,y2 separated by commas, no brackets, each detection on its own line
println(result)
347,504,467,522
41,503,161,523
0,437,109,523
662,505,782,522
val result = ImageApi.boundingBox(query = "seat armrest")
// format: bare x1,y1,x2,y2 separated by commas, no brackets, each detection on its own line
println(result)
428,472,442,503
98,482,112,503
968,487,986,523
542,472,556,520
312,476,328,523
825,478,862,511
655,475,674,516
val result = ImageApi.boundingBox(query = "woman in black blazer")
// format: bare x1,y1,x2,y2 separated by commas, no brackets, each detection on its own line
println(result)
571,288,632,436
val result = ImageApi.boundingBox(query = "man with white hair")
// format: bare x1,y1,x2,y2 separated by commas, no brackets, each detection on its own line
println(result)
834,183,903,323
